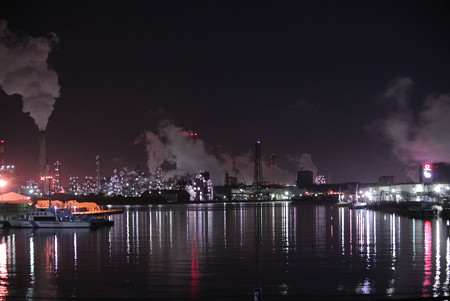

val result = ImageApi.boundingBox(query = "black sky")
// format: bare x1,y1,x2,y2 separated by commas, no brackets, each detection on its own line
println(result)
1,0,450,185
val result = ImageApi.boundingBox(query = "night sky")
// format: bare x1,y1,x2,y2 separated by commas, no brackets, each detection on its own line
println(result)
1,1,450,186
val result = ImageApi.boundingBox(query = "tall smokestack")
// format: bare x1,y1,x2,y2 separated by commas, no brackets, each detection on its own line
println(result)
39,131,47,179
271,152,276,170
253,141,262,195
0,140,4,166
96,155,102,194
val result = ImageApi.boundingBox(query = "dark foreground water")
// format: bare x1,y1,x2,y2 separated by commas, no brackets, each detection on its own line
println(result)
1,202,450,300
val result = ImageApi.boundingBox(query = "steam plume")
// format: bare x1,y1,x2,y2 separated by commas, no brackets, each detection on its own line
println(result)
0,20,60,130
140,120,295,185
140,121,224,183
381,77,450,165
288,153,317,179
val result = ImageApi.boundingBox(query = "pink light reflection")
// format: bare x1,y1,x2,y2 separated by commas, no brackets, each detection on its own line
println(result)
422,221,432,297
190,238,200,299
0,242,9,298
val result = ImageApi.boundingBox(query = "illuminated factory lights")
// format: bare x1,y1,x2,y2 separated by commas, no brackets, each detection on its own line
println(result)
53,161,63,193
193,171,213,201
357,182,450,204
19,163,217,200
315,175,326,185
68,176,82,195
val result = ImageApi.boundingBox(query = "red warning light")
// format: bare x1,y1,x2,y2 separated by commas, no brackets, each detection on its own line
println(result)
423,164,432,170
182,131,199,137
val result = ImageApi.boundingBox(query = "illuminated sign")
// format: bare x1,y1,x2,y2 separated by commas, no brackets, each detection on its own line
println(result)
423,163,433,179
424,171,432,179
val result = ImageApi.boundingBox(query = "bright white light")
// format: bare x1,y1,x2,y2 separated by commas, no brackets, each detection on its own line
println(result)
415,184,424,193
424,171,432,178
391,189,396,193
0,179,7,187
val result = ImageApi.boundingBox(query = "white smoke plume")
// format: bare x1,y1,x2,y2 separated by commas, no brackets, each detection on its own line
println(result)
288,153,317,179
140,120,296,185
140,120,225,184
140,131,167,174
0,20,60,130
381,77,450,165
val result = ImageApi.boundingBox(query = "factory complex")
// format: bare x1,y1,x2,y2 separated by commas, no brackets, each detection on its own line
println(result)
1,138,450,213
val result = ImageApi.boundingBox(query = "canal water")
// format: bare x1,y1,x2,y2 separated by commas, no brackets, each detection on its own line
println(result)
0,202,449,300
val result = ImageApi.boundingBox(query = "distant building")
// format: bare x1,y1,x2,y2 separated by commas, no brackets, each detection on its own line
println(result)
83,176,97,194
315,175,326,185
193,171,213,201
379,176,395,185
141,189,190,202
296,170,314,187
53,161,64,193
419,163,450,183
214,184,303,201
359,182,450,204
224,173,237,186
21,180,41,196
68,176,82,195
435,163,450,183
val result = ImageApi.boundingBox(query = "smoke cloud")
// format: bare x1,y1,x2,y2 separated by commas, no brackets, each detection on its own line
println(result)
381,77,450,165
140,131,167,174
140,120,295,185
140,121,225,184
0,20,60,130
288,153,318,179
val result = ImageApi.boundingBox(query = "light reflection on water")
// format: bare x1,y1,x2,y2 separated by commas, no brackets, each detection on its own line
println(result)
0,241,8,298
0,202,449,300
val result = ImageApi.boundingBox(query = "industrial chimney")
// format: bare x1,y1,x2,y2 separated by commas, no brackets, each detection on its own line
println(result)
0,140,5,166
39,131,47,178
253,141,262,195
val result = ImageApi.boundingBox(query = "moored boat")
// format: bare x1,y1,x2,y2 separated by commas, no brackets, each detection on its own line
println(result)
349,201,368,209
334,201,350,207
36,200,124,215
8,207,91,228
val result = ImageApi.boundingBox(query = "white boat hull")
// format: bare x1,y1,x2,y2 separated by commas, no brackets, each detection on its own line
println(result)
8,220,90,228
350,202,368,209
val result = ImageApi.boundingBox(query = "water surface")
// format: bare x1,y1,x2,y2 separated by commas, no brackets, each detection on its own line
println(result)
1,202,449,300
